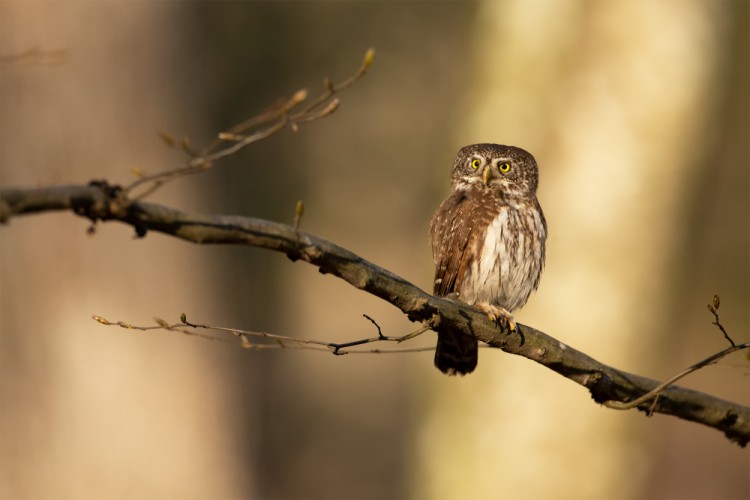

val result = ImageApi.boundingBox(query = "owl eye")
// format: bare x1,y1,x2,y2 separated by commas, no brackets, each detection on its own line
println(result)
470,159,481,170
499,162,511,173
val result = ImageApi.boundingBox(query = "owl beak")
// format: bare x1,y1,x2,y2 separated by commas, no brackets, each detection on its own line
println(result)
481,165,492,185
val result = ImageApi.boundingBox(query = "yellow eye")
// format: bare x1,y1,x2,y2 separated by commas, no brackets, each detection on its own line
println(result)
499,162,511,173
471,159,481,170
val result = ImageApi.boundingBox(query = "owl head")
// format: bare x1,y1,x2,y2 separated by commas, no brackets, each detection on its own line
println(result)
451,143,540,198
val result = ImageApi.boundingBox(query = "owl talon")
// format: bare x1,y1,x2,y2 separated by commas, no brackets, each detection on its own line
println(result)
507,318,517,333
475,303,516,333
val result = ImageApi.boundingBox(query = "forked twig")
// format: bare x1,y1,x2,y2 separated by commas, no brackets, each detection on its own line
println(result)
604,294,747,412
92,312,432,355
120,48,374,202
707,294,735,347
604,341,749,412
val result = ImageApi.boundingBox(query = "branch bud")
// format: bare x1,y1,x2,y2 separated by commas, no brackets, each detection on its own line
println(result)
218,132,240,141
129,166,145,178
92,315,111,325
318,98,340,118
363,47,375,69
157,130,175,147
290,88,308,106
294,200,304,230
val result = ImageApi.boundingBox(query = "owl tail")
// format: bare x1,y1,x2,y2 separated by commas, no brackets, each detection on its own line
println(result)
435,329,478,375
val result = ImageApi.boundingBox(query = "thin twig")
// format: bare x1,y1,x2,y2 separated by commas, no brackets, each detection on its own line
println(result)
93,313,430,356
604,341,750,411
708,294,735,347
293,200,304,246
292,48,374,119
120,48,374,201
198,90,308,157
122,116,288,200
604,294,746,411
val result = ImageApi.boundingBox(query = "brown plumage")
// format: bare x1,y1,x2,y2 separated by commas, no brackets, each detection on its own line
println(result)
429,144,547,375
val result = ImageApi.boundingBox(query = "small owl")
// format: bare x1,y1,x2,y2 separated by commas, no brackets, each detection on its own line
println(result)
429,144,547,375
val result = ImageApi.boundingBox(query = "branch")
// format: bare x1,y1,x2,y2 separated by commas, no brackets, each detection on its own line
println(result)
604,294,743,412
91,313,434,355
2,183,748,447
603,341,749,412
121,48,374,201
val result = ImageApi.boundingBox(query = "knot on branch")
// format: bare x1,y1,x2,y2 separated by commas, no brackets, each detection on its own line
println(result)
77,180,123,220
76,181,147,237
719,412,749,448
569,368,619,404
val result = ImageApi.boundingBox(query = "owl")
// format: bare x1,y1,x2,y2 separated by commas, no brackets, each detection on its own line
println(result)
429,144,547,375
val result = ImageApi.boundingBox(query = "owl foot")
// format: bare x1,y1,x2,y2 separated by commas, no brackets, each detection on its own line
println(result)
475,303,516,333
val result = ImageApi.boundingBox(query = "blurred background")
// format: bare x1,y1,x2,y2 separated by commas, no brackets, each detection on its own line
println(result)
1,1,747,499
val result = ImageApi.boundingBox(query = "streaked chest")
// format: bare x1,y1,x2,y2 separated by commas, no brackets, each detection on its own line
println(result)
459,202,546,311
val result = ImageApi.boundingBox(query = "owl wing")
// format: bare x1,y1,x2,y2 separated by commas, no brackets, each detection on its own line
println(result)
429,192,486,297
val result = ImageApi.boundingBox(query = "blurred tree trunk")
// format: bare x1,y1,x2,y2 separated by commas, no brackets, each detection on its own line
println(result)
1,3,479,498
0,2,253,498
190,3,476,498
415,1,748,498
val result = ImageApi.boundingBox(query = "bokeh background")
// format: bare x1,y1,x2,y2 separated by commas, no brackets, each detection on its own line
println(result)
1,1,748,499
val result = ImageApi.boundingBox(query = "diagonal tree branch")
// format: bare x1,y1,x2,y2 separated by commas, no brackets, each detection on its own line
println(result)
1,183,748,447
